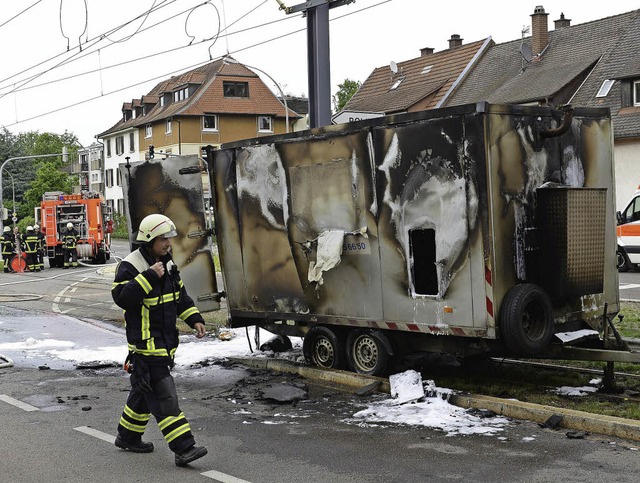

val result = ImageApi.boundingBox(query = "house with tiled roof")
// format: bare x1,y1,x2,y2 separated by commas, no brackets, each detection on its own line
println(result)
446,6,640,209
97,57,302,214
336,35,493,120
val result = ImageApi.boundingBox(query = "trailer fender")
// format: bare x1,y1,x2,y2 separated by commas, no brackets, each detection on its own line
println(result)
499,283,554,355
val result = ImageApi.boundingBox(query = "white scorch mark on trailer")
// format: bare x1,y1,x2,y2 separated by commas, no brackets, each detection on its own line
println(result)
563,145,585,187
379,133,476,298
236,144,289,230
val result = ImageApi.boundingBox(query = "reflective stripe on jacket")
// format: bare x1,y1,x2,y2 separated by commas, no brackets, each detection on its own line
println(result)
111,247,204,361
1,234,14,255
23,234,40,254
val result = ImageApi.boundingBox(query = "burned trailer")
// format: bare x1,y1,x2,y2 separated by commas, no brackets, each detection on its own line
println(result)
209,102,620,376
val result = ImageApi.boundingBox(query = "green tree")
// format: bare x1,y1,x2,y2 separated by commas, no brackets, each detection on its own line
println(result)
23,162,75,211
332,78,361,113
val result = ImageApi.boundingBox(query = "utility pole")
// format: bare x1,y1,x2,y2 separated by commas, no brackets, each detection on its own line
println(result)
279,0,354,128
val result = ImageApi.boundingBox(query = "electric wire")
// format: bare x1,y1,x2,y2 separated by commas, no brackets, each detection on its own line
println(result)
0,0,179,91
1,2,297,95
1,0,390,128
0,0,43,30
103,0,161,44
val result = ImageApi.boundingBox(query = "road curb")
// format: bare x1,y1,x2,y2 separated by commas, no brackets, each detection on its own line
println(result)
230,356,640,442
450,393,640,442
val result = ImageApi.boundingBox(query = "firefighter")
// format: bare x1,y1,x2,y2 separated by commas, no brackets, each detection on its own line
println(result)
62,222,79,268
34,224,45,270
111,213,208,467
1,226,15,273
23,226,40,272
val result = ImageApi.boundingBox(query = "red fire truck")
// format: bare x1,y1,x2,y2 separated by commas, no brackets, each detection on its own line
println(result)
35,191,112,267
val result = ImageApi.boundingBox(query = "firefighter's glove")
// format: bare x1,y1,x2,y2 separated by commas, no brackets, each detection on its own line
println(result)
130,356,152,394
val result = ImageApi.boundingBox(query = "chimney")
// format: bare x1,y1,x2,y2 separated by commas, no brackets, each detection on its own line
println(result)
554,12,571,29
448,34,463,48
531,5,549,58
420,47,434,56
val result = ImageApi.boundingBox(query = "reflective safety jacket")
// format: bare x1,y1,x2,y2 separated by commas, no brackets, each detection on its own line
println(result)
1,233,15,255
23,233,40,254
111,246,204,363
63,229,78,249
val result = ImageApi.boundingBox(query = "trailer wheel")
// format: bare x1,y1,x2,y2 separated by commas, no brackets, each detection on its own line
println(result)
303,326,345,369
499,284,553,355
617,247,631,272
346,330,391,376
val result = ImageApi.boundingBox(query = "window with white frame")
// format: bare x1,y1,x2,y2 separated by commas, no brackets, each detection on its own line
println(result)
129,132,135,152
173,87,189,102
634,80,640,106
115,136,124,155
159,96,165,107
116,167,122,186
145,124,152,138
258,115,272,132
117,199,124,215
203,114,218,131
596,79,615,98
106,139,111,157
166,119,172,134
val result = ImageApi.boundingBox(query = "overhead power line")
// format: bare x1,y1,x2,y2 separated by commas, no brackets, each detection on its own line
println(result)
0,0,43,30
1,0,391,130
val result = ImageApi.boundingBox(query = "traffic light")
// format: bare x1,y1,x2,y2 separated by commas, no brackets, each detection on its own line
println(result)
149,145,155,159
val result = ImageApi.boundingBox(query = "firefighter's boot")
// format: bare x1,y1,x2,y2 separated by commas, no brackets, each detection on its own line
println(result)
114,436,154,453
175,445,207,467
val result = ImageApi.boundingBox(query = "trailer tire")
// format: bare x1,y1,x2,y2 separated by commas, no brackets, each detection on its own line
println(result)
303,326,345,370
499,284,554,355
346,329,391,377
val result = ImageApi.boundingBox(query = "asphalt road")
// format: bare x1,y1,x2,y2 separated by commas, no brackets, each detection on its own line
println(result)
1,245,640,481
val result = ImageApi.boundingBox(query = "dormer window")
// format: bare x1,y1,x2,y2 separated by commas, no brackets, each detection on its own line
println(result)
173,87,189,102
160,96,165,107
224,81,249,98
634,80,640,106
596,79,615,98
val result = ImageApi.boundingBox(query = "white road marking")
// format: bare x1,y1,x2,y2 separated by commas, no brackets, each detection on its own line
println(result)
74,426,115,443
0,394,39,412
70,287,78,293
619,283,640,290
201,470,253,483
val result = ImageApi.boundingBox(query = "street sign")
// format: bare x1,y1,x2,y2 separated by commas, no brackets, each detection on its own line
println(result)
12,216,17,222
331,110,385,125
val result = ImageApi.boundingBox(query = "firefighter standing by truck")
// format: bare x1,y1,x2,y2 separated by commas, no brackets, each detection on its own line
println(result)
1,226,15,273
23,226,40,272
34,224,45,270
111,214,208,467
62,222,79,268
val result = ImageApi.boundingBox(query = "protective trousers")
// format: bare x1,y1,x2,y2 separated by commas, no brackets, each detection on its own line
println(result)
116,363,196,454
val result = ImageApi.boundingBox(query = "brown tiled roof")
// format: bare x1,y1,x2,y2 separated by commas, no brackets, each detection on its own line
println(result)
99,57,299,136
446,9,640,138
343,38,491,114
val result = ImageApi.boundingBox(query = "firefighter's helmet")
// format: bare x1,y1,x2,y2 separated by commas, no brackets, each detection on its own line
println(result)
136,214,178,242
26,225,34,232
3,226,10,233
34,224,39,229
66,222,73,229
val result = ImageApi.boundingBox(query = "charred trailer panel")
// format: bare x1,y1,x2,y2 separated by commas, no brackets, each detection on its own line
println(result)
119,155,221,313
210,103,619,375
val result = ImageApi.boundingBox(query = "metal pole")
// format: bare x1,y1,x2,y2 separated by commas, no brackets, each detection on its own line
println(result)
307,3,331,128
5,171,15,227
0,153,66,232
